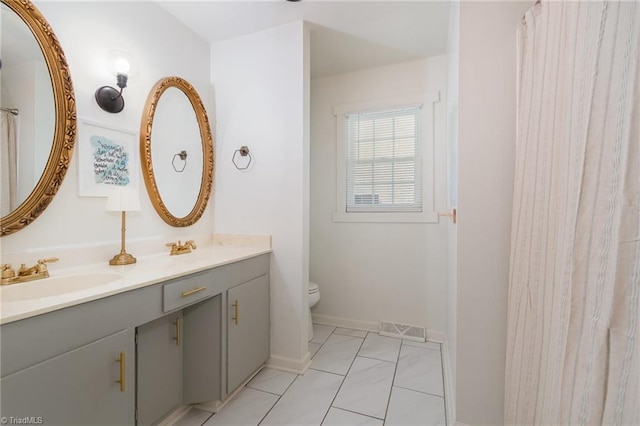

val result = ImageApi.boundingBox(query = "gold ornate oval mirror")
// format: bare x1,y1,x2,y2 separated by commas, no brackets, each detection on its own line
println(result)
140,76,213,227
0,0,76,236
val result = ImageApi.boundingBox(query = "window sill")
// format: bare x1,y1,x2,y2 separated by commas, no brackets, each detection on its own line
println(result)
332,211,439,224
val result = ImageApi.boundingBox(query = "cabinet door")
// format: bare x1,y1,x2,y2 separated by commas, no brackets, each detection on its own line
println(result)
183,295,222,404
0,329,130,425
136,312,182,426
227,275,270,393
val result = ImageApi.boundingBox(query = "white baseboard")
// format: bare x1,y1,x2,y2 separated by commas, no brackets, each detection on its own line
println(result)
312,313,446,344
427,329,446,343
266,353,311,375
455,423,470,426
311,313,379,332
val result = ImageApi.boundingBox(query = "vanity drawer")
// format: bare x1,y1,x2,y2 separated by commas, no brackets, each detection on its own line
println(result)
163,273,213,312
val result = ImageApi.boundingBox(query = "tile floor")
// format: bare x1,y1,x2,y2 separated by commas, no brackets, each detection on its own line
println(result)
172,324,446,426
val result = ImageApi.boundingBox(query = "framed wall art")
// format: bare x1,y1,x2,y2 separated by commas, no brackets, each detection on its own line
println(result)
77,119,138,197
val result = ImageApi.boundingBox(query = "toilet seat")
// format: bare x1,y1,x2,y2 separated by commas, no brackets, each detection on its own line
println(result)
309,281,319,294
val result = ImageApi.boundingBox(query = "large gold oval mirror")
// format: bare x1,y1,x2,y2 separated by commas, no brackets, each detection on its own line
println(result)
0,0,76,236
140,76,213,227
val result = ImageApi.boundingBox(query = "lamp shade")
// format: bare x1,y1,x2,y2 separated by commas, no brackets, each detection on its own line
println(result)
106,186,141,212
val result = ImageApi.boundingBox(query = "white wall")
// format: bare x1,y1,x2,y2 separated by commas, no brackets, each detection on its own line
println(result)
456,2,530,424
445,0,459,409
2,1,213,264
310,57,449,334
211,21,310,370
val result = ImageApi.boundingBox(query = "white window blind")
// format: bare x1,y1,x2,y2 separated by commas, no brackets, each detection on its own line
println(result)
345,106,422,212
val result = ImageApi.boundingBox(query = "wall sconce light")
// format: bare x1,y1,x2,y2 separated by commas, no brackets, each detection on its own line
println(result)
95,50,134,113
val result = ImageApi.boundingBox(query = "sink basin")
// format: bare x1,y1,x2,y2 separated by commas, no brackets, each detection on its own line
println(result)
1,272,123,303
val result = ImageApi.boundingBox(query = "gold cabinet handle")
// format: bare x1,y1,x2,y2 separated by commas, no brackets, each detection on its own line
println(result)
181,286,206,297
232,300,239,325
116,352,125,392
175,318,181,346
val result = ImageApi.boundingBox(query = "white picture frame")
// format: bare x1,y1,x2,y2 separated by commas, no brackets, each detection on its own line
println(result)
77,119,138,197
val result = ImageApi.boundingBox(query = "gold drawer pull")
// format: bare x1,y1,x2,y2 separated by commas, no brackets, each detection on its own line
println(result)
232,300,239,325
181,286,206,297
116,352,126,392
175,318,181,346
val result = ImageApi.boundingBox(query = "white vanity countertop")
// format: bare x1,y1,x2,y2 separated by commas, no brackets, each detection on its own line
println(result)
0,242,271,325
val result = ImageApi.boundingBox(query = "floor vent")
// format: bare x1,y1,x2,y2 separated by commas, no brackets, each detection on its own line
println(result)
379,321,426,342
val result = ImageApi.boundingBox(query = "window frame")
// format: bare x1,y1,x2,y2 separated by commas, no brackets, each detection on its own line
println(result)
333,93,439,223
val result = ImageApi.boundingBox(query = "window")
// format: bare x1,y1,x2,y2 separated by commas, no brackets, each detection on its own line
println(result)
345,106,423,212
333,94,439,223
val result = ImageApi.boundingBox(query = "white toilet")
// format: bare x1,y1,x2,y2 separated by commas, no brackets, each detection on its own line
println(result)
308,281,320,340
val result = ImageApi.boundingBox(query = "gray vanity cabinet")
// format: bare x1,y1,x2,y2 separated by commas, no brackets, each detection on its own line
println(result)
0,329,130,425
136,312,183,425
0,253,270,425
227,275,270,393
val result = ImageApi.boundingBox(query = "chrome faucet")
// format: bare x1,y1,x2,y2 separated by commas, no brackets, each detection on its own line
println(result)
166,240,197,256
1,257,59,286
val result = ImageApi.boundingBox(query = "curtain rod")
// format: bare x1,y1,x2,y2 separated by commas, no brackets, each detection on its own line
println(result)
0,107,19,115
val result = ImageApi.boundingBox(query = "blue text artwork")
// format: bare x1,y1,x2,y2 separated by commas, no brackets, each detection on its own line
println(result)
90,135,130,186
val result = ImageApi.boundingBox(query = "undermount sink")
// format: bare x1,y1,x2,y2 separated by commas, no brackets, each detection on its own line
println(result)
0,272,123,303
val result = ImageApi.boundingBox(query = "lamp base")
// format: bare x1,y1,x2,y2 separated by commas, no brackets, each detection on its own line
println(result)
95,86,125,113
109,252,137,266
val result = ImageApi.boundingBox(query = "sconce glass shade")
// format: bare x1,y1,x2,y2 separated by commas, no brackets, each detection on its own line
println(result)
106,49,136,79
114,57,130,76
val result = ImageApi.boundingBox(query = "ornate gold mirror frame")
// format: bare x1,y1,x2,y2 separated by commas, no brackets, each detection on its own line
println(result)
0,0,77,236
140,76,214,227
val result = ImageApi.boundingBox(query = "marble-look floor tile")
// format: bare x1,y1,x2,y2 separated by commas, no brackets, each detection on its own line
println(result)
334,328,368,338
311,334,363,375
385,387,445,425
246,367,297,395
311,324,336,344
260,369,343,426
174,408,213,426
402,340,441,351
394,345,444,396
309,342,322,358
357,333,401,362
322,407,383,426
204,388,278,426
332,356,395,419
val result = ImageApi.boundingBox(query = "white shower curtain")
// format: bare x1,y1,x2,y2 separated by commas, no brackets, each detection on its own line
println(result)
0,111,18,216
505,1,640,425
